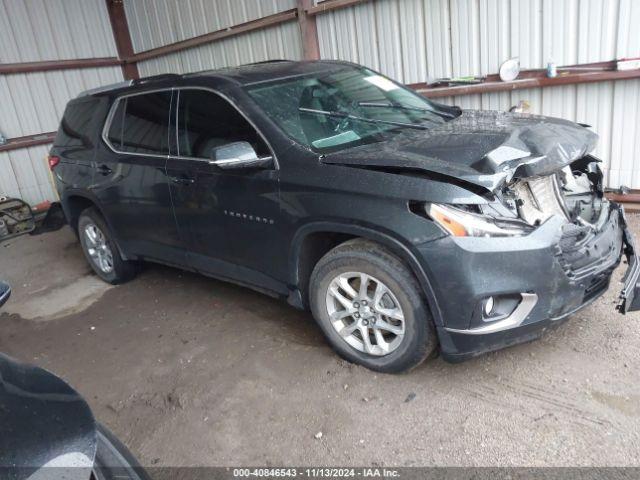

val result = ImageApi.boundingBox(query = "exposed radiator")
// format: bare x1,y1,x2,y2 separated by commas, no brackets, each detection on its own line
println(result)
512,175,570,226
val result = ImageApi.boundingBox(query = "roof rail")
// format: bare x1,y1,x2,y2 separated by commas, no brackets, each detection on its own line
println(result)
244,59,291,66
77,79,133,98
132,73,181,85
77,73,183,98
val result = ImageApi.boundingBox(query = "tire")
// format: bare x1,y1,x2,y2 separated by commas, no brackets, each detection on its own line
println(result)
77,207,137,284
309,239,437,373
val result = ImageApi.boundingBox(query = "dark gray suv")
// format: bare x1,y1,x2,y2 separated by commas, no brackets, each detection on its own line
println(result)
50,60,640,372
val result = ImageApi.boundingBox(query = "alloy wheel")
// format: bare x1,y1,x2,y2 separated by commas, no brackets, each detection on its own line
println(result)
84,223,114,274
325,272,405,356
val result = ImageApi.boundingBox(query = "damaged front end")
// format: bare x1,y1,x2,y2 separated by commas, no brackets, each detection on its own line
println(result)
320,109,640,326
499,155,639,314
416,154,639,361
427,154,640,316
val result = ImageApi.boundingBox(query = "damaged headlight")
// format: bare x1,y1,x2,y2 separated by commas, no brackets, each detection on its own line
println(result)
427,203,534,238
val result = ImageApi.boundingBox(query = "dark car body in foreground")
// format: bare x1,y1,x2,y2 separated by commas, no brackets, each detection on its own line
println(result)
0,281,10,308
0,352,149,480
50,60,640,372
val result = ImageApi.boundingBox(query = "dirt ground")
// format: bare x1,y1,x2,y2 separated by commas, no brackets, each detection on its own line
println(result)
1,216,640,467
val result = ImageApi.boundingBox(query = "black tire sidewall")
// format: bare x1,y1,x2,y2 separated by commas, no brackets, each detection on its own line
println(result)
310,243,435,373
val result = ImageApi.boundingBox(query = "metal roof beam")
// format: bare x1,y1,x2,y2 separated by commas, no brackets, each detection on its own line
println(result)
0,58,121,74
104,0,139,80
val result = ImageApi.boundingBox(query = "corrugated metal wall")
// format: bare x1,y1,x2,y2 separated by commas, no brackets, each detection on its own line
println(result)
124,0,297,52
0,0,124,205
136,21,303,77
0,68,123,139
314,0,640,188
124,0,303,76
0,145,58,205
0,0,118,62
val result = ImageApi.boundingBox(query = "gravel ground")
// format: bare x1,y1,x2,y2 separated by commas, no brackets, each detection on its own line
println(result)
1,216,640,467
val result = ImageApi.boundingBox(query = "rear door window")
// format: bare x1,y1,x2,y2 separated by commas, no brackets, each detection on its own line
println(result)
106,91,172,155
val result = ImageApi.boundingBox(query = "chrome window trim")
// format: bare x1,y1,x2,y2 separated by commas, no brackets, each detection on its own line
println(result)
101,87,175,160
101,86,279,170
174,89,181,156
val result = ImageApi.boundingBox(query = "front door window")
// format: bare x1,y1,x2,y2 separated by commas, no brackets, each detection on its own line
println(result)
176,90,269,161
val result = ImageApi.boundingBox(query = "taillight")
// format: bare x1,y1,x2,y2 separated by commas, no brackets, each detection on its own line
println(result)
48,155,60,170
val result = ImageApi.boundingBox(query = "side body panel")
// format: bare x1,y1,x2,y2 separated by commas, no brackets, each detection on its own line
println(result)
166,87,285,293
91,90,184,266
276,156,449,320
51,96,109,197
168,158,285,294
91,145,182,265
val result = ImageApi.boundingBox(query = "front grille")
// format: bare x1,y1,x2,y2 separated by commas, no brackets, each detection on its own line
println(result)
555,207,621,285
556,223,594,280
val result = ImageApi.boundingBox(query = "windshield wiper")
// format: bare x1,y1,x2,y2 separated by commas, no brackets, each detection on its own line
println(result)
298,107,428,130
357,101,433,112
357,101,458,120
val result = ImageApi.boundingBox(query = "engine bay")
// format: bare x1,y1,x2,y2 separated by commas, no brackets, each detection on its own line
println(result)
501,156,606,229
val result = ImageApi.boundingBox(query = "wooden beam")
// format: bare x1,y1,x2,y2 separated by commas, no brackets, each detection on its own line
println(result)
297,0,321,60
410,62,640,98
125,9,298,64
606,192,640,204
0,132,56,153
105,0,139,80
0,58,121,75
305,0,372,16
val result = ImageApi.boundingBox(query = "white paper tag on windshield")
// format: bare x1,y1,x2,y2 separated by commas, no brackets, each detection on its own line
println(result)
365,75,399,92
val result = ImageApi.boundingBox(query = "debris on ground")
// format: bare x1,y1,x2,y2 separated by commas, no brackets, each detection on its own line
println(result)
405,392,416,403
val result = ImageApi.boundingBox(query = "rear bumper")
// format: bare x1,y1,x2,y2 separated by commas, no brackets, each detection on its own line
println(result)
415,202,639,362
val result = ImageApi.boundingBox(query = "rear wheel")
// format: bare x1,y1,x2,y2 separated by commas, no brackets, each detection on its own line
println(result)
309,239,437,373
78,208,136,284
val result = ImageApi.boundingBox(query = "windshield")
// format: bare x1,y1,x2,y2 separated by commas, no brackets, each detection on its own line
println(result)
246,66,455,153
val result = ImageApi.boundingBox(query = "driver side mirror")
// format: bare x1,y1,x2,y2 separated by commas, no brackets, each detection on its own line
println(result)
209,141,273,170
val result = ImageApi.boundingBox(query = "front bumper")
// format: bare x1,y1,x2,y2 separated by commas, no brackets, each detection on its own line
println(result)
618,208,640,312
416,202,640,362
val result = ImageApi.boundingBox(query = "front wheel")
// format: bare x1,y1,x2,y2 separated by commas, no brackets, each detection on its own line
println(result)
309,239,437,373
77,207,137,284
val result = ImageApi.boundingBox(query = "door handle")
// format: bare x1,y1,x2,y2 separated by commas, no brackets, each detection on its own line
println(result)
96,164,112,175
168,175,195,186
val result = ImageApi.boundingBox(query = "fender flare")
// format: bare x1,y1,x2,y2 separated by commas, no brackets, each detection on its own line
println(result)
61,190,131,260
288,221,444,326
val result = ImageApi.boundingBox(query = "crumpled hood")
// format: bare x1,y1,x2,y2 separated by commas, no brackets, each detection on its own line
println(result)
320,110,598,193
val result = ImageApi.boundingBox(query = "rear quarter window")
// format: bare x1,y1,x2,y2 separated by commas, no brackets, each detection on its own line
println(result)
55,97,103,148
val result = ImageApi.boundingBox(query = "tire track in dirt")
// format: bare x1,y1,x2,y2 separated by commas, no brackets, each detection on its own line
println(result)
461,374,618,431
